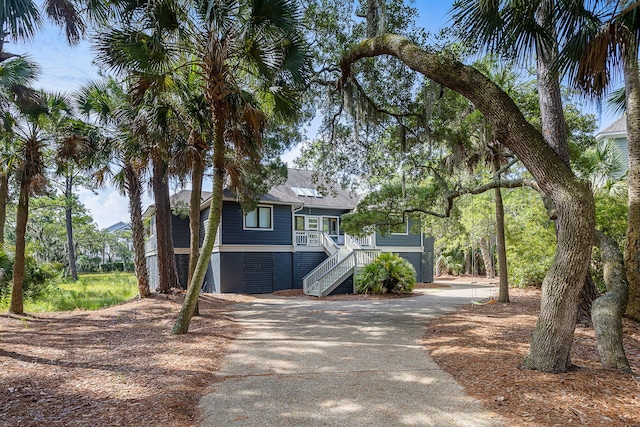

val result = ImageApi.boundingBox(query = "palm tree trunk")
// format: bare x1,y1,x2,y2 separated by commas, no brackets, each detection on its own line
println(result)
10,175,30,314
126,163,150,297
172,109,225,335
0,171,7,244
188,154,205,284
535,41,570,165
493,155,509,302
152,155,179,292
65,175,78,281
623,45,640,321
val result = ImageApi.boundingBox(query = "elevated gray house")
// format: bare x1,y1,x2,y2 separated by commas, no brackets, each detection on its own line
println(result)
144,169,434,296
596,116,629,175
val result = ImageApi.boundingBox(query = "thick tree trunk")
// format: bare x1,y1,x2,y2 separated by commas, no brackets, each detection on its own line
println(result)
125,164,150,298
623,47,640,321
593,231,632,372
65,175,78,281
0,171,7,244
493,155,509,302
341,35,595,372
535,6,597,320
10,176,30,314
479,238,495,279
172,110,225,335
152,156,179,292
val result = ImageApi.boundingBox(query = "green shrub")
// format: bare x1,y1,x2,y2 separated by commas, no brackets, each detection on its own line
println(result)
0,246,62,299
356,253,416,295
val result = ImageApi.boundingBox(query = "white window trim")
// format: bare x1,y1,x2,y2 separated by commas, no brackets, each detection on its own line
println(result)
322,216,340,236
391,221,409,235
243,205,274,231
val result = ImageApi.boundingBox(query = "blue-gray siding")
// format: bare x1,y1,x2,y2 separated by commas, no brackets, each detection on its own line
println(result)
294,252,328,288
175,254,189,289
199,207,210,246
328,276,354,295
375,218,422,247
221,202,292,245
172,215,190,248
215,252,293,293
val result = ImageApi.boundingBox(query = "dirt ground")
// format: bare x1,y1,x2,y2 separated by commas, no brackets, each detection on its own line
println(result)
423,281,640,427
1,281,639,426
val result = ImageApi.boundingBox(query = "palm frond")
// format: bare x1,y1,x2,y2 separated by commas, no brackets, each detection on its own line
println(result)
606,86,626,113
44,0,86,44
0,0,43,42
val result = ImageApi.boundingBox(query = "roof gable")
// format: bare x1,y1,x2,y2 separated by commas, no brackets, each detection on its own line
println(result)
597,116,627,139
150,169,359,215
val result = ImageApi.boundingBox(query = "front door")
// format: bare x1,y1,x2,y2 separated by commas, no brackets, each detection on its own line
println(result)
305,216,321,245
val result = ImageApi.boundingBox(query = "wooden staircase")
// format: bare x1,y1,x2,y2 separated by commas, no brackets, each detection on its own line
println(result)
303,235,380,297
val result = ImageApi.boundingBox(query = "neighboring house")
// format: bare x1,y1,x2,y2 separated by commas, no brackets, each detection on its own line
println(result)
144,169,434,296
596,115,629,176
103,221,133,264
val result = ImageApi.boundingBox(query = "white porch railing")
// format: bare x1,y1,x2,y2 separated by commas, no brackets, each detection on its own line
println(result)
295,230,322,246
144,236,157,253
322,233,339,255
349,234,375,248
355,249,381,267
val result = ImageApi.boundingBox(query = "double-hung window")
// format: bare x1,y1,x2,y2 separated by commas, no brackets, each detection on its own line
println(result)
244,206,273,230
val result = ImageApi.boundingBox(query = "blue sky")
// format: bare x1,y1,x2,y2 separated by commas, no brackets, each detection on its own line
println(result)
8,0,620,227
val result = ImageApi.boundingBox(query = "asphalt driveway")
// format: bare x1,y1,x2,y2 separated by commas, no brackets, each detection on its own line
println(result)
199,283,503,426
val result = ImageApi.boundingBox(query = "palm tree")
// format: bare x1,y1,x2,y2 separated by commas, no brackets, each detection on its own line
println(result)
452,0,571,164
452,0,600,328
94,0,309,332
171,0,309,334
0,56,39,244
8,90,59,314
76,77,151,298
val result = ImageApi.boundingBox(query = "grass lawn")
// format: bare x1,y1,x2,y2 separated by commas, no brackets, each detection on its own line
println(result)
1,272,138,312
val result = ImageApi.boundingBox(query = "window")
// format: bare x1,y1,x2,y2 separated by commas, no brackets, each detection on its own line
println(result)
244,206,273,230
390,221,409,235
295,215,305,231
323,217,339,236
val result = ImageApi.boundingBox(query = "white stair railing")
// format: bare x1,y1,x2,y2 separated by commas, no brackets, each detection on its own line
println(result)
321,233,340,255
303,249,383,296
307,251,356,296
303,251,342,295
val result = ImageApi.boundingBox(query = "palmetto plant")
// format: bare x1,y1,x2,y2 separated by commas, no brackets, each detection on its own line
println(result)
356,252,416,295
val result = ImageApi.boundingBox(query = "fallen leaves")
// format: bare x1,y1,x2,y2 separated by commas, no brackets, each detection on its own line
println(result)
423,287,640,427
0,293,242,427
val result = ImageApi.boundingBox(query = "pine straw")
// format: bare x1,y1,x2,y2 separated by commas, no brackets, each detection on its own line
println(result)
423,288,640,427
0,292,244,427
